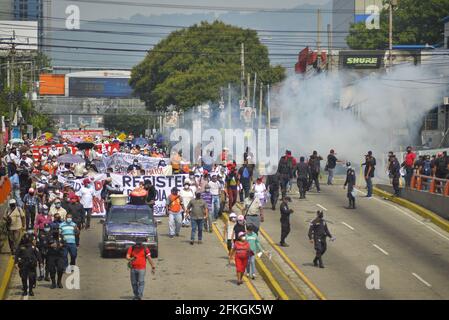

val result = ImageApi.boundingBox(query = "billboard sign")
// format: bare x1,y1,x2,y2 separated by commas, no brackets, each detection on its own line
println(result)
68,77,133,98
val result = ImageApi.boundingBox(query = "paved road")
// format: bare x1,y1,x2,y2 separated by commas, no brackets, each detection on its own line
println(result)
260,181,449,299
6,217,257,300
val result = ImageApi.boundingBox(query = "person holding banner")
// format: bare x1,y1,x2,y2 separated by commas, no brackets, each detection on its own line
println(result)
166,188,185,238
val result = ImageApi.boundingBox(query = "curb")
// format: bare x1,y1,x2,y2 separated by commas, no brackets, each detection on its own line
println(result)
373,186,449,233
258,228,327,300
210,222,263,300
219,212,290,300
0,256,14,300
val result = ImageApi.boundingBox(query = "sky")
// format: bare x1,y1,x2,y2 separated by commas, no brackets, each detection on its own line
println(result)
59,0,331,20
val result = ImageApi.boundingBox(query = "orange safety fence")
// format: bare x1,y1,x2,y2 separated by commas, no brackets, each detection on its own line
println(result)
0,177,11,204
410,174,449,196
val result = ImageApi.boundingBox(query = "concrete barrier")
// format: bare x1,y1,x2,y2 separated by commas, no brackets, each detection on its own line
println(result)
374,185,449,234
375,184,449,220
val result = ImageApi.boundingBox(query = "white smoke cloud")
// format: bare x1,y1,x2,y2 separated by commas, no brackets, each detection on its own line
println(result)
275,62,448,175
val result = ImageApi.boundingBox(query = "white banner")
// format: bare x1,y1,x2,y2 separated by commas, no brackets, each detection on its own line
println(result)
58,173,188,217
102,153,171,174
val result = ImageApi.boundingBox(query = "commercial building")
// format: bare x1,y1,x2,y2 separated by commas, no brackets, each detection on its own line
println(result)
0,0,14,20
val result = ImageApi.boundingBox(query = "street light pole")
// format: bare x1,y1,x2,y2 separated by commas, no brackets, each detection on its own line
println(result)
389,0,393,69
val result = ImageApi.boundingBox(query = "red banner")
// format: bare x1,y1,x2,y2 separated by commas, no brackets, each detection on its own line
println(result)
31,143,120,161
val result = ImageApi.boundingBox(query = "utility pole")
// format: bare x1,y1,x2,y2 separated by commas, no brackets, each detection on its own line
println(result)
240,43,245,100
327,23,332,71
252,73,257,109
228,82,232,128
10,32,16,125
316,9,321,53
247,73,251,107
258,82,263,129
389,0,393,69
267,84,271,129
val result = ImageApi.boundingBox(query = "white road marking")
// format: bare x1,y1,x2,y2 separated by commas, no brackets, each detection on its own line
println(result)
341,222,355,230
316,204,328,211
412,273,432,287
372,244,389,256
354,188,449,243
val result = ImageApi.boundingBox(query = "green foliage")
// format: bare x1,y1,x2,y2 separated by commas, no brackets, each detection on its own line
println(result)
130,21,286,111
104,114,154,135
347,0,449,49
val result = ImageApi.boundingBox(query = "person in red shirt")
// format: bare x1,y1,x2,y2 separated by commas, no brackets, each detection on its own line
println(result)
402,146,416,187
229,232,251,285
126,241,156,300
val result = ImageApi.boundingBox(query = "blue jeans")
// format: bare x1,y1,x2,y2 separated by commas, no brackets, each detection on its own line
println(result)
63,243,77,268
327,168,334,185
130,268,146,299
211,195,220,220
246,255,256,275
366,176,373,197
168,212,182,236
191,219,204,241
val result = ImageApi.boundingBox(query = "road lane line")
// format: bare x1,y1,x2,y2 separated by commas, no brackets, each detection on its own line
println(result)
355,188,449,243
341,222,355,230
316,204,328,211
372,244,389,256
412,273,432,287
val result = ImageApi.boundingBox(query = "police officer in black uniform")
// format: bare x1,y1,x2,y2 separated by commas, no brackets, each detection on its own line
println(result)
14,233,42,296
279,196,293,247
343,162,356,209
294,157,310,199
308,211,335,268
37,223,52,281
266,172,281,210
277,150,294,198
46,229,66,289
388,154,401,196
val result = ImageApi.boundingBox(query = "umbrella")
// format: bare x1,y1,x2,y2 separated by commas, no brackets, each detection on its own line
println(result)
57,154,84,164
76,142,95,150
70,137,83,143
9,138,24,144
132,137,149,147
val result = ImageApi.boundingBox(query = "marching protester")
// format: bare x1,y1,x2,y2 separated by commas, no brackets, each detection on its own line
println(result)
23,188,39,230
225,165,239,212
326,149,338,185
244,192,263,234
252,177,267,207
59,213,79,270
343,162,357,209
229,231,251,285
245,225,264,279
186,192,208,245
126,239,156,300
223,212,237,252
3,199,26,255
208,174,222,221
201,184,213,232
238,161,253,202
78,179,95,230
166,187,185,238
308,211,335,268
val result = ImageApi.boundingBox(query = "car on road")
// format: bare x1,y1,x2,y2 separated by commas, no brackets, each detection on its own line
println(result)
102,204,158,258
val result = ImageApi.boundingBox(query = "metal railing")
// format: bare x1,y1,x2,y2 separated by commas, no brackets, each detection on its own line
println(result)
410,174,449,196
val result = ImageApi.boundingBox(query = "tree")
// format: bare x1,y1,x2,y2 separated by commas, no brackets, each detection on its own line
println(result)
104,113,154,136
130,21,285,111
346,0,449,49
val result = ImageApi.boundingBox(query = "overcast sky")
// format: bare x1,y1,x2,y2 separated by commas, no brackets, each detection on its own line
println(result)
58,0,330,20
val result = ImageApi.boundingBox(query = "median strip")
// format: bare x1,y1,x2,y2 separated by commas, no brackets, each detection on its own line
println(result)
0,256,14,300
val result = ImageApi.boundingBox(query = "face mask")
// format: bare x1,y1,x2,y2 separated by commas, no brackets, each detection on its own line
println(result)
205,189,210,192
9,205,16,210
43,211,48,216
237,220,244,225
55,204,61,208
66,218,72,223
44,228,50,232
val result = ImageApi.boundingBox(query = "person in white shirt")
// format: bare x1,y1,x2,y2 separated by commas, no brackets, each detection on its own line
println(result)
208,174,222,221
180,181,195,227
253,177,267,206
48,145,59,158
77,179,95,229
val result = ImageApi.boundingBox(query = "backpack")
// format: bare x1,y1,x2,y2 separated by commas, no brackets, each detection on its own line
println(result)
242,167,250,179
423,160,431,176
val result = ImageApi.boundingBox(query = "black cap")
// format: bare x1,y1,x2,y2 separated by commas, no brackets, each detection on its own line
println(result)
367,151,372,155
317,210,324,218
171,187,179,192
283,196,292,202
